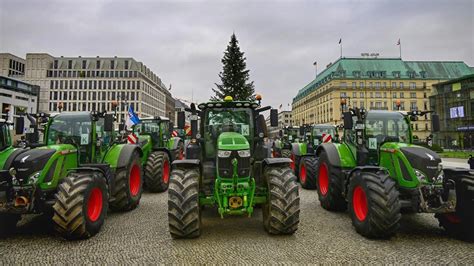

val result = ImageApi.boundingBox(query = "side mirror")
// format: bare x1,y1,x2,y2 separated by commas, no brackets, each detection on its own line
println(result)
343,112,353,130
15,117,24,135
104,114,114,132
299,127,305,137
256,114,267,138
432,114,440,133
177,111,185,129
270,109,278,127
169,122,174,136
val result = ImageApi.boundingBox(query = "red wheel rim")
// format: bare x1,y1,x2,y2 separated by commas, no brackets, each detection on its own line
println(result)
87,188,103,222
445,213,461,224
163,159,170,184
353,186,368,221
290,154,295,171
300,163,306,184
129,164,141,196
318,163,329,195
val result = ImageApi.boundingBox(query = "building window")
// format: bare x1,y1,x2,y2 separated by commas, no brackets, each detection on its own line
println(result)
370,92,373,98
393,92,397,98
360,92,364,98
360,82,364,88
352,82,356,89
125,60,129,69
410,102,417,110
375,82,380,89
375,92,381,98
410,82,416,89
96,60,100,69
54,60,58,69
82,60,87,69
400,82,404,89
391,82,396,89
111,60,115,69
400,92,404,98
352,92,357,98
340,82,347,88
410,92,416,98
68,60,72,69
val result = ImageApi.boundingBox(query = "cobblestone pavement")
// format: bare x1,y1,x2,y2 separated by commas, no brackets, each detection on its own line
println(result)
1,188,473,264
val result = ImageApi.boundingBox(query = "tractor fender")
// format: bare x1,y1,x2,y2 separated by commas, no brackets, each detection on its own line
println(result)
263,158,292,167
172,159,201,170
168,137,183,150
117,144,143,169
316,143,341,167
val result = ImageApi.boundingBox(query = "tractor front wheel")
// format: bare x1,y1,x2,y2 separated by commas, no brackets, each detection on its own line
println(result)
315,150,347,211
263,165,300,234
0,214,20,237
299,156,318,189
348,171,401,239
144,151,170,193
52,171,109,240
168,168,201,238
435,173,474,241
110,151,143,211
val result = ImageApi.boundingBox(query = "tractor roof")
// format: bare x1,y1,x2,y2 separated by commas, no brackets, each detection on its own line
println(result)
141,116,169,122
198,101,260,110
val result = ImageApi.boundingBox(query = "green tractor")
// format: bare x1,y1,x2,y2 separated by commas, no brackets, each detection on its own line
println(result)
314,108,473,240
296,124,337,190
0,119,22,170
168,96,300,238
134,116,184,193
0,111,144,240
272,126,301,170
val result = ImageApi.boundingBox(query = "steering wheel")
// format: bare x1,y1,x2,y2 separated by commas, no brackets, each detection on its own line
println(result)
63,136,78,146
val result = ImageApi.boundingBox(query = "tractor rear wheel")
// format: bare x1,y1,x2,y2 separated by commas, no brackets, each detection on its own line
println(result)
53,171,109,240
299,156,317,189
0,214,20,237
168,167,201,238
348,170,401,239
110,151,143,211
144,151,170,193
435,173,474,241
315,150,347,211
263,165,300,234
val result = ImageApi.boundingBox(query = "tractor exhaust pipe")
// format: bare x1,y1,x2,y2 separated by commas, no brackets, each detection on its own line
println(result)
14,196,29,207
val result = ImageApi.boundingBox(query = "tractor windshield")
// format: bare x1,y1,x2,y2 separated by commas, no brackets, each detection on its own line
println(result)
313,126,336,137
364,111,410,147
46,112,93,146
0,123,11,151
203,108,253,158
285,128,299,141
136,119,168,146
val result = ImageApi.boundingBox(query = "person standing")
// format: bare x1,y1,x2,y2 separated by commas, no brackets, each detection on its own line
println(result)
468,155,474,170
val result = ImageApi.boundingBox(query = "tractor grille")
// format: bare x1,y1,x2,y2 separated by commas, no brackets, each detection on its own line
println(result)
218,151,250,178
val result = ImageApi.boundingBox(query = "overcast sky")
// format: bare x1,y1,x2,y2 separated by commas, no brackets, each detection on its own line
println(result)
1,0,473,108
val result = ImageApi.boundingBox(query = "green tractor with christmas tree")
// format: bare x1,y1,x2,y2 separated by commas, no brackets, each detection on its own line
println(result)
314,107,473,240
0,111,143,240
133,116,184,193
168,95,300,238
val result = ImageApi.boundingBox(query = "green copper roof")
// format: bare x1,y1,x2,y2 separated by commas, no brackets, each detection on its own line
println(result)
293,57,474,102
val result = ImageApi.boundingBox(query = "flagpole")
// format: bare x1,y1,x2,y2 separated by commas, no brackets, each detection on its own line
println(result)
399,42,402,58
340,43,343,58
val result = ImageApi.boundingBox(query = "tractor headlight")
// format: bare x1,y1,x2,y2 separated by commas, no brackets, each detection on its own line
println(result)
28,171,41,184
237,149,251,157
414,169,426,182
218,150,232,158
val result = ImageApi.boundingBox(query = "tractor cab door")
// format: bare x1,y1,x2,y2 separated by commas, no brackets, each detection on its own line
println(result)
159,121,169,148
94,118,114,162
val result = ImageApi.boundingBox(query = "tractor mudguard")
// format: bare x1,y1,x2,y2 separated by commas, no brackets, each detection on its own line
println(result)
348,166,387,178
263,157,292,166
172,159,200,168
152,147,172,162
69,165,114,193
316,143,342,167
117,145,143,169
2,148,26,170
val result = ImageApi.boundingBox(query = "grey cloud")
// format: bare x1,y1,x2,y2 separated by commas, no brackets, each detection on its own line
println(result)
1,0,472,108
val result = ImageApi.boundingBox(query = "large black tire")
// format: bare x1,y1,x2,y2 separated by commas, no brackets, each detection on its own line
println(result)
110,152,143,211
435,173,474,241
348,170,401,239
263,166,300,234
168,168,201,238
281,149,291,158
315,150,347,211
144,151,170,193
0,213,20,237
299,156,318,189
52,171,109,240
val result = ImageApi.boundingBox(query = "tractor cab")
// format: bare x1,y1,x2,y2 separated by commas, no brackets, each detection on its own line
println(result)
135,116,171,149
311,124,337,146
0,120,12,152
283,126,300,143
45,112,114,164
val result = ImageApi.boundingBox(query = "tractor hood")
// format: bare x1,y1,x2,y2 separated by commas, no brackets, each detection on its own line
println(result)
400,145,441,181
11,148,56,183
217,132,249,150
